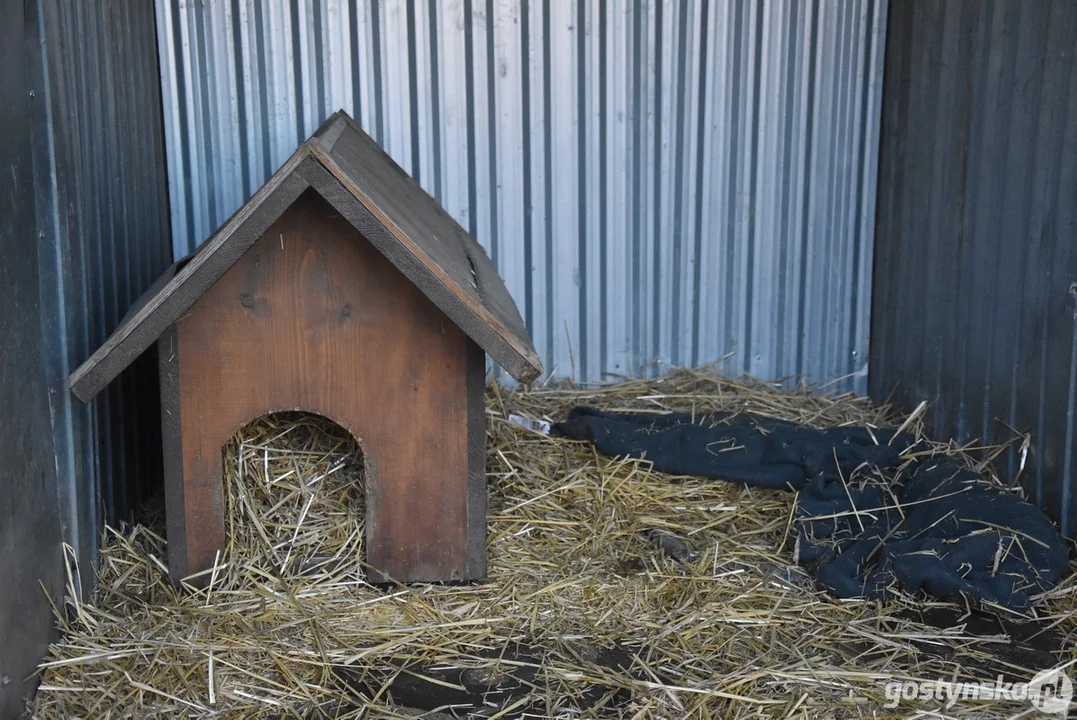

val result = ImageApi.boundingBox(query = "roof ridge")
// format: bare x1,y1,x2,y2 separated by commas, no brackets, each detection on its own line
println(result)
67,112,541,403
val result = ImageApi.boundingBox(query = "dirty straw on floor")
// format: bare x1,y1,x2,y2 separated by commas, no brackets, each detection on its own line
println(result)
30,368,1077,719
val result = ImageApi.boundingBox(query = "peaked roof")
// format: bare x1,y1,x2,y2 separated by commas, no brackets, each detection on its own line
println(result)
68,111,542,402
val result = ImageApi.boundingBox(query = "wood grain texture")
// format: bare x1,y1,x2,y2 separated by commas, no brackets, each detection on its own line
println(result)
69,110,540,405
314,110,348,154
465,339,487,578
157,326,188,581
299,159,538,389
175,190,472,582
118,261,177,328
67,151,314,402
311,113,542,383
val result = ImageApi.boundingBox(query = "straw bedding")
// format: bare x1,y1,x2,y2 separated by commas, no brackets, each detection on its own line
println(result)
29,369,1077,718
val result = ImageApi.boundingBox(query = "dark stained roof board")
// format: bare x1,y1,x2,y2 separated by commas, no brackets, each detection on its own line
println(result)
67,110,542,402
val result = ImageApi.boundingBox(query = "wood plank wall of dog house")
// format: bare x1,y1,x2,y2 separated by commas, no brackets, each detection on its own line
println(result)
172,190,472,582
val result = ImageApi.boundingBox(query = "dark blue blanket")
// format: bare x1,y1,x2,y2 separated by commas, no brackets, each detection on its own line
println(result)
555,407,1070,609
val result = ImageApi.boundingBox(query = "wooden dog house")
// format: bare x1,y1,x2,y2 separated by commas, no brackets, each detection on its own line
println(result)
67,111,542,585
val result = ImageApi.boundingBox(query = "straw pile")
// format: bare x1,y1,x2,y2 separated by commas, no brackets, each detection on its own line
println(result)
29,368,1077,718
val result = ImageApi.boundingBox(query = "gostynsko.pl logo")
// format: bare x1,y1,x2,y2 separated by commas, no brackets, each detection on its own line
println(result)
883,667,1072,714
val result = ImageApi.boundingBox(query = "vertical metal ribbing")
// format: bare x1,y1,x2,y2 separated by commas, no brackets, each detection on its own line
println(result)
156,0,886,392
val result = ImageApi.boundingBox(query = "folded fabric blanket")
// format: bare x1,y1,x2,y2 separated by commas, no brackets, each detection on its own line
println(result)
554,407,1070,609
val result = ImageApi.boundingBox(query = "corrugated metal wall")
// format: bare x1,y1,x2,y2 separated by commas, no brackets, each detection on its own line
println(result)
30,0,173,586
872,0,1077,537
3,0,170,709
2,0,63,713
156,0,887,390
